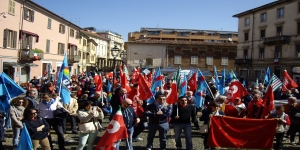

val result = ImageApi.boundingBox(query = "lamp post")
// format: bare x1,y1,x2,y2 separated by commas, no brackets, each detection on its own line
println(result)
139,59,144,69
120,50,127,66
111,45,120,93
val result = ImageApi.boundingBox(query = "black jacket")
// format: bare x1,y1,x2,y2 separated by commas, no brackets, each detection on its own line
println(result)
23,117,50,140
144,103,172,124
171,104,195,124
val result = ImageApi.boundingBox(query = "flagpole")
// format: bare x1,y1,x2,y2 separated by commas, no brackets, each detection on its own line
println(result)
176,102,179,116
101,88,104,103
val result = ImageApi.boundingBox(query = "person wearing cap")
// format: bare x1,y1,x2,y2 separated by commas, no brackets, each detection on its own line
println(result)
144,93,172,150
113,98,140,150
171,96,195,150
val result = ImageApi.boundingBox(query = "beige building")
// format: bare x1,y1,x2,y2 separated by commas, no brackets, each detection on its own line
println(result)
126,28,238,72
0,0,81,84
233,0,300,81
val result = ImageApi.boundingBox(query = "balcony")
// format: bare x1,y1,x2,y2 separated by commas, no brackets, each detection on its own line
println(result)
86,59,90,64
234,58,252,66
19,49,44,61
68,55,80,63
263,35,290,45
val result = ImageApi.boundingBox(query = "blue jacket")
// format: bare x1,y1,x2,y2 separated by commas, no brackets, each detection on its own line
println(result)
144,103,172,124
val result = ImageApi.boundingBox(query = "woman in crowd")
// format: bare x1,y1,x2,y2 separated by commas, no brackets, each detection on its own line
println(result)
37,93,66,150
289,102,300,145
10,97,28,148
23,108,51,150
268,106,290,150
77,101,103,150
200,101,225,150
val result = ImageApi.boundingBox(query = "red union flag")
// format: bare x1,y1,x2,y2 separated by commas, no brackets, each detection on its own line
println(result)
137,74,153,100
282,70,298,91
121,73,131,92
226,80,248,103
208,116,277,149
188,73,197,92
166,83,178,104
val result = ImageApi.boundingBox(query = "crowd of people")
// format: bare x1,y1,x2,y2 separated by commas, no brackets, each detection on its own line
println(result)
0,70,300,150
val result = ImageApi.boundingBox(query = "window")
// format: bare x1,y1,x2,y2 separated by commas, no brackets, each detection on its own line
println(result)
260,29,265,39
83,39,87,46
299,2,300,13
277,7,284,18
47,18,51,29
21,34,33,49
79,39,81,44
296,45,300,57
58,43,65,55
275,45,282,58
174,55,182,64
298,22,300,35
245,17,250,26
46,39,50,53
206,57,213,65
277,26,282,36
3,29,17,48
221,57,228,66
70,29,74,37
244,32,249,42
23,7,34,22
261,13,267,22
243,50,248,59
79,51,81,58
191,56,198,65
259,48,264,59
8,0,15,15
59,24,65,34
83,52,86,59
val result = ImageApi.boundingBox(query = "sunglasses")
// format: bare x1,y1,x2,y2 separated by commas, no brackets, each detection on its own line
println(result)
31,112,37,114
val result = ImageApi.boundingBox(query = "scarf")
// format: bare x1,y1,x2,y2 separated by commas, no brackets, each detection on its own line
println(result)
155,101,166,110
42,99,55,109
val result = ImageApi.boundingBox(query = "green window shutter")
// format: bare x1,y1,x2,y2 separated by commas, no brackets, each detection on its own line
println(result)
58,43,60,54
13,31,17,48
46,39,50,53
12,1,15,14
3,29,8,48
8,0,12,14
23,7,28,19
48,18,51,29
62,43,65,54
31,11,34,22
22,33,26,49
29,36,33,50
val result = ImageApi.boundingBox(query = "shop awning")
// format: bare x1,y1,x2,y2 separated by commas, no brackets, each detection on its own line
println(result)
20,30,39,42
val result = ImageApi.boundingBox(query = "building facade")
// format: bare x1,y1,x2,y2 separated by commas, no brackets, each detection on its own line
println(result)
233,0,300,81
126,28,238,72
0,0,81,84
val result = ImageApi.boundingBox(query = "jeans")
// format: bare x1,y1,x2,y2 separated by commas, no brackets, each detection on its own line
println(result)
116,127,134,150
173,123,193,149
62,114,77,132
76,130,98,150
4,113,11,128
45,118,65,149
275,133,284,150
102,105,111,116
133,121,146,139
12,127,21,148
146,122,169,149
289,124,300,142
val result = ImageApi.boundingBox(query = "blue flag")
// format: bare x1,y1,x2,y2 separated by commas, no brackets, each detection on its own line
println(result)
213,66,219,88
179,75,187,97
18,123,33,150
219,68,226,95
56,54,71,104
0,72,25,112
107,81,112,102
195,69,209,108
147,90,156,104
264,67,270,86
151,67,163,91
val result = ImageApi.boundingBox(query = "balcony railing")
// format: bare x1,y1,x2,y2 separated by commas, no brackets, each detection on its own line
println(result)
19,49,44,61
234,58,252,66
263,35,290,45
68,55,80,63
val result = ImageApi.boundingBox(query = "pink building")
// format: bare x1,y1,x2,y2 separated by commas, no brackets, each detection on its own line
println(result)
0,0,81,84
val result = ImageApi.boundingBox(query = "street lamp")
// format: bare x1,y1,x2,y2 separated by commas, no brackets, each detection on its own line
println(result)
111,45,120,93
120,50,127,65
139,59,144,69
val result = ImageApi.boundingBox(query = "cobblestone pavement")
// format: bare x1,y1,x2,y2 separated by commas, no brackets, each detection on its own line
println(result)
2,115,300,150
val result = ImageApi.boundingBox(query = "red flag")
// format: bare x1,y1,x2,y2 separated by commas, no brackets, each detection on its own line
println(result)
224,105,239,117
127,88,138,112
207,116,277,149
121,73,131,92
130,68,140,84
261,86,274,118
226,80,248,103
188,73,197,92
119,65,123,78
166,83,178,104
27,81,30,91
94,74,99,84
96,75,103,91
137,74,153,100
282,70,298,91
95,109,128,150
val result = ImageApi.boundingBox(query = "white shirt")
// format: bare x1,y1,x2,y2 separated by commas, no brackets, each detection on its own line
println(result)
37,99,63,119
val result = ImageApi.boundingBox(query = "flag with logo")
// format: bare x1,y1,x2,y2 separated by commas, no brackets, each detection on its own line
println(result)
264,67,270,85
138,74,153,100
282,70,298,91
107,81,112,102
96,75,103,92
121,73,131,92
219,68,226,95
151,67,163,91
187,73,197,92
195,69,209,108
214,66,220,88
95,108,128,150
267,74,283,92
179,75,187,97
226,80,248,103
18,123,33,150
166,83,178,104
56,54,71,104
261,86,274,118
174,66,181,88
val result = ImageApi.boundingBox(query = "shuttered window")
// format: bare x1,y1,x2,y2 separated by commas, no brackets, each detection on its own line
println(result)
191,56,198,65
174,55,182,64
221,57,228,66
206,57,213,65
58,43,65,55
8,0,15,15
3,29,17,48
46,39,50,53
23,7,34,22
47,18,52,29
59,24,65,34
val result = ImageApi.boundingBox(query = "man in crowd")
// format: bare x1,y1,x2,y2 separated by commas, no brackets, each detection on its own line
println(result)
62,93,78,134
186,91,199,129
247,93,264,118
24,90,38,109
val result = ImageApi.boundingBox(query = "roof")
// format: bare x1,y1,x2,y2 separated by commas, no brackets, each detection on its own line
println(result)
127,39,237,46
28,1,81,29
80,30,110,41
140,27,237,34
233,0,294,18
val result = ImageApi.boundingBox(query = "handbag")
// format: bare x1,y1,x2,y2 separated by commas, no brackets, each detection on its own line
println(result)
79,122,96,133
199,124,208,134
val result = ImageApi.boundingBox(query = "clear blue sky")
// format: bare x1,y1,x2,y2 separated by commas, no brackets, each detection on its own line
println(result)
34,0,275,41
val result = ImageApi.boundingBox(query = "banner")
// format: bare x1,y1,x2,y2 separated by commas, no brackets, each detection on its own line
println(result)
208,116,277,149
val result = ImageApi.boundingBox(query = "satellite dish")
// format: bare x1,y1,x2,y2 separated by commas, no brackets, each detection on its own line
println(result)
228,38,232,42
